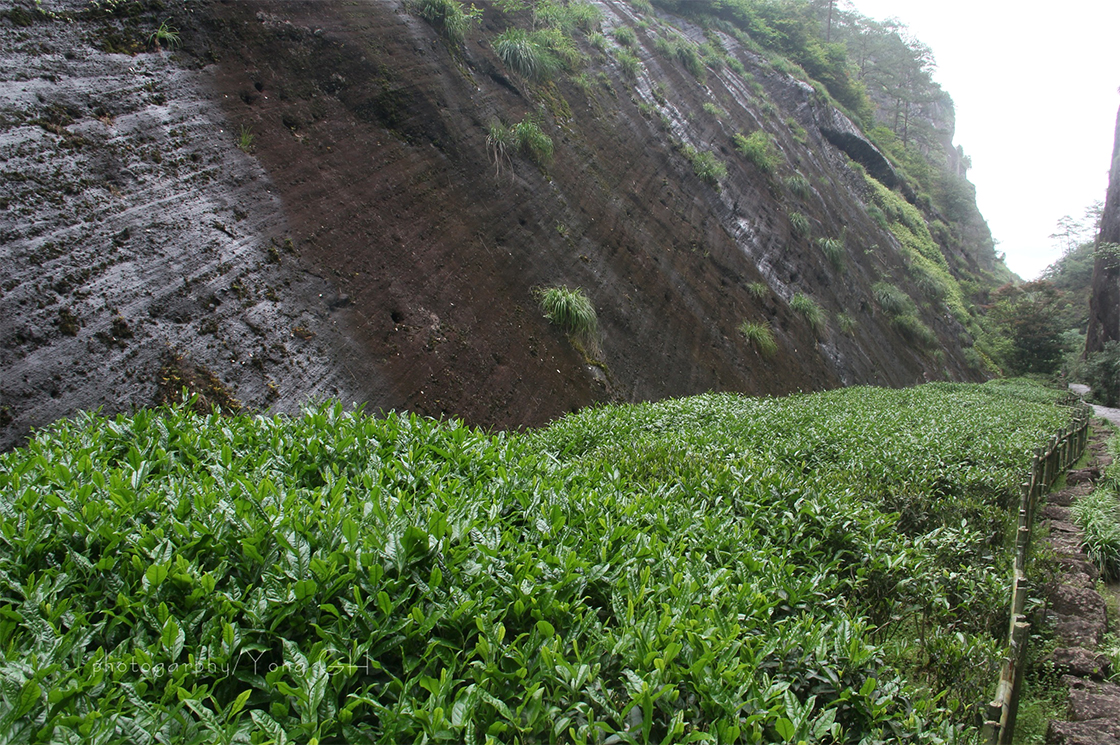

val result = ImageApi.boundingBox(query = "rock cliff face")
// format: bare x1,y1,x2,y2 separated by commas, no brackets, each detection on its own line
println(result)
0,0,1005,449
1085,105,1120,355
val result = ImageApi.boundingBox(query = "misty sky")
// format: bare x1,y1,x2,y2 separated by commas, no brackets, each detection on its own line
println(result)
844,0,1120,279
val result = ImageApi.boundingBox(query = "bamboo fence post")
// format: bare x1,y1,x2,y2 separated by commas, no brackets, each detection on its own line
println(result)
982,702,1002,745
983,408,1086,743
1022,479,1036,564
1047,435,1059,486
1043,436,1052,488
999,619,1031,745
1041,444,1051,490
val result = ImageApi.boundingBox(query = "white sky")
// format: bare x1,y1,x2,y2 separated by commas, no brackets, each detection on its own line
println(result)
843,0,1120,280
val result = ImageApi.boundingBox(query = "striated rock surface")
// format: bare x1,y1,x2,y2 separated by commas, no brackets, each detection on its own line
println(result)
1,0,1007,448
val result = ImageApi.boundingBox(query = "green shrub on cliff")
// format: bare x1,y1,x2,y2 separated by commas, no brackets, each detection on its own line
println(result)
412,0,481,45
536,284,599,352
785,173,812,199
788,210,811,238
494,28,558,81
613,26,636,47
817,236,844,269
485,118,553,169
615,48,641,79
873,281,914,317
790,292,824,332
511,119,553,165
681,144,726,187
739,320,778,356
733,130,781,174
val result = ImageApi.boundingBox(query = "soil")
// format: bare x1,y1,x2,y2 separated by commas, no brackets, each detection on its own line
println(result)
1,0,1000,450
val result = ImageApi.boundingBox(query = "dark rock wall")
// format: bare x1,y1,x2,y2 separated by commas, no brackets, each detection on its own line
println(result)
0,1,380,450
0,0,1000,449
1085,104,1120,355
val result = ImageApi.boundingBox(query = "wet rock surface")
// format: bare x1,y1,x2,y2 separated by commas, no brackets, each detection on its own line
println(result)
0,0,379,449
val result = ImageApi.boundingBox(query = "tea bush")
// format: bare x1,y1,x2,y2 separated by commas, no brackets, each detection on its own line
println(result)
0,382,1075,743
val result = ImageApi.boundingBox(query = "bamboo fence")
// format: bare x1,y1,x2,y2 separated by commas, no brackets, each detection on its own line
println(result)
981,398,1092,745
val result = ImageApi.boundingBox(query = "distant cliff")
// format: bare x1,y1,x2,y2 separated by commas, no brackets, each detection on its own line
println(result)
0,0,1011,449
1085,104,1120,355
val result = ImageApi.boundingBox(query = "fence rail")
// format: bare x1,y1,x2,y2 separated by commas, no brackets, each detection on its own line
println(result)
981,399,1092,745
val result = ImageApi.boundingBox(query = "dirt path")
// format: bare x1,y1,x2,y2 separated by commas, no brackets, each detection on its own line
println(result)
1069,384,1120,428
1043,419,1120,744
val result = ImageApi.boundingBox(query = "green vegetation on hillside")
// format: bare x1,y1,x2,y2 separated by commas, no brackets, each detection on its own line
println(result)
651,0,872,122
0,382,1076,742
459,0,1014,376
976,205,1102,381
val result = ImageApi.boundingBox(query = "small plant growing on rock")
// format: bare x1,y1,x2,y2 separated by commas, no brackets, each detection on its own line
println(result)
488,118,554,169
788,211,810,238
747,281,769,299
616,49,641,80
891,314,938,348
486,119,515,177
873,282,913,317
910,264,948,301
536,285,600,354
701,102,725,119
681,145,726,187
674,41,704,80
785,173,811,199
733,130,780,174
512,119,553,166
817,237,844,270
148,18,181,50
495,28,553,81
739,320,777,356
237,125,255,153
790,293,824,333
613,26,637,47
412,0,481,45
867,204,889,230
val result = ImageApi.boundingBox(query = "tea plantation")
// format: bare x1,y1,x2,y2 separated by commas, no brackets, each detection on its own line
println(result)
0,381,1077,743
